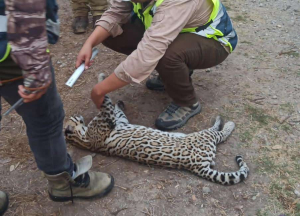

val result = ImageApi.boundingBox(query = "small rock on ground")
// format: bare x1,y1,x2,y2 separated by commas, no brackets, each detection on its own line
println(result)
202,187,211,193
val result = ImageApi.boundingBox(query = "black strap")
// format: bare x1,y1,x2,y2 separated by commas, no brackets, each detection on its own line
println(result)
0,0,5,15
69,182,74,204
149,9,154,17
195,19,213,32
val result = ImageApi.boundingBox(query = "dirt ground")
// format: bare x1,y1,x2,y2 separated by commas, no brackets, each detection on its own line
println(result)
0,0,300,215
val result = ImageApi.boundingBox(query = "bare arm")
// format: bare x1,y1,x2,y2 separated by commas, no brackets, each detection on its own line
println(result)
76,0,132,68
91,73,128,109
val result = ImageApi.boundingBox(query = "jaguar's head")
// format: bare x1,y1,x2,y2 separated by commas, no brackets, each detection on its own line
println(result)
65,96,117,152
64,115,95,150
65,73,117,151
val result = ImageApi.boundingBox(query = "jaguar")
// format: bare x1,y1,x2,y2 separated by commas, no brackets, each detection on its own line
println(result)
64,73,249,185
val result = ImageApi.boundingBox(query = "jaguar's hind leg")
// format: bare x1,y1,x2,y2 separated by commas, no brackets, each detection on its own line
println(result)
211,121,235,145
208,116,222,132
204,117,235,145
114,101,129,125
219,121,235,142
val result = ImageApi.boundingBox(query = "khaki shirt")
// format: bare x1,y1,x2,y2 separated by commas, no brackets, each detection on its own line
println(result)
96,0,214,83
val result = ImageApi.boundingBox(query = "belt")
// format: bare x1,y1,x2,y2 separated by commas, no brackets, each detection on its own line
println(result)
0,76,23,86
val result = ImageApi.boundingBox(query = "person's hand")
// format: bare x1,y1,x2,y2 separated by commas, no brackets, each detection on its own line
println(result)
90,73,129,109
18,85,48,103
91,83,105,109
76,43,93,69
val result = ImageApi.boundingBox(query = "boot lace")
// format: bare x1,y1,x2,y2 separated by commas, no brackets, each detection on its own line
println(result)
69,165,90,203
166,103,180,115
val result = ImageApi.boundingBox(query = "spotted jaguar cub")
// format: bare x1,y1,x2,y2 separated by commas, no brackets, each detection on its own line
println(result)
65,74,249,185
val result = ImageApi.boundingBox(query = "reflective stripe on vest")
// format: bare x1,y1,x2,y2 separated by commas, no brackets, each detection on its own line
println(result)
0,15,10,62
0,15,7,32
132,0,164,30
131,0,237,52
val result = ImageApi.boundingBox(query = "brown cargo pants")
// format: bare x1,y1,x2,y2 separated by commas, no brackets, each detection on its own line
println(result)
71,0,108,17
103,19,229,107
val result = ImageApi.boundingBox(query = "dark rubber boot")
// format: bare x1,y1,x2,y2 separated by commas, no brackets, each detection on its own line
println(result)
72,16,88,34
93,15,102,28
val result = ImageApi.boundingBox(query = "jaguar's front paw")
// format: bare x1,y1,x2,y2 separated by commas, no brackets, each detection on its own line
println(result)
98,73,106,83
68,115,85,126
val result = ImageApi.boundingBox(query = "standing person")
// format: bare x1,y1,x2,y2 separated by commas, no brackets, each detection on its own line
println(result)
76,0,238,131
71,0,108,34
0,0,114,204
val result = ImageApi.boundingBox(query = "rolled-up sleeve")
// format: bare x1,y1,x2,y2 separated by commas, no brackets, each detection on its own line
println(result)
95,0,132,37
114,0,197,83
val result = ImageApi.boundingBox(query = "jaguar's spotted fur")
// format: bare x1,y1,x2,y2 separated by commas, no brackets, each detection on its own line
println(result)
65,74,249,185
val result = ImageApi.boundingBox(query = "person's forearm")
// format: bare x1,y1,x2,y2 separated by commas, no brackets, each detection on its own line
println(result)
85,26,111,47
91,73,129,108
95,73,128,96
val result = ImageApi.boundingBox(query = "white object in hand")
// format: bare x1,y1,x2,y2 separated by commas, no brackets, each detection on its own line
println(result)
65,48,99,87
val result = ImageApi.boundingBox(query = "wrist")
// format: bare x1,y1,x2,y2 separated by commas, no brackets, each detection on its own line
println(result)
83,41,93,49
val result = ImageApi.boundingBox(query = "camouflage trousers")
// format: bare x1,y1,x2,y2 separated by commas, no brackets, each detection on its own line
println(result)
71,0,108,17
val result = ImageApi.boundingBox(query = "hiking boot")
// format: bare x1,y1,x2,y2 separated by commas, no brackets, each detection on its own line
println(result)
45,155,114,202
155,102,201,131
72,16,88,34
93,15,102,28
146,70,194,91
0,191,8,216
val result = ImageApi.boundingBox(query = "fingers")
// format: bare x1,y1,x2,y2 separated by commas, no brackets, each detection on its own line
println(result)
76,55,92,69
84,54,91,69
75,56,83,68
76,45,92,69
96,97,104,109
18,85,47,103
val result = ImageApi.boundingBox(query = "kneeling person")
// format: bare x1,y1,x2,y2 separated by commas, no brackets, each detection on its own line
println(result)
76,0,237,131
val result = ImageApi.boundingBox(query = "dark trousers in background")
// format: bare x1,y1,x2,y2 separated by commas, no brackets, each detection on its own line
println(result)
103,19,229,106
0,56,73,175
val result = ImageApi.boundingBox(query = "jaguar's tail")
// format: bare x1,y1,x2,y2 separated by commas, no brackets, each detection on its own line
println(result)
195,156,249,185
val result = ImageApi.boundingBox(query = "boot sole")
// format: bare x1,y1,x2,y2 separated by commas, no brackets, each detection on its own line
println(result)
48,175,115,202
0,193,9,216
73,29,87,34
155,104,202,131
